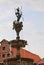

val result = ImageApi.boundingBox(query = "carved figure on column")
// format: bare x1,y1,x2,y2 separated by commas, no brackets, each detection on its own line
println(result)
15,7,22,22
13,7,23,40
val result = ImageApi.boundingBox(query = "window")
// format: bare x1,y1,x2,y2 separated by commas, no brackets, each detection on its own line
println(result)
2,54,5,58
34,63,37,65
7,53,10,57
3,47,5,50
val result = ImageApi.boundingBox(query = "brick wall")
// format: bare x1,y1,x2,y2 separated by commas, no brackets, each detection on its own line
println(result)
0,39,12,60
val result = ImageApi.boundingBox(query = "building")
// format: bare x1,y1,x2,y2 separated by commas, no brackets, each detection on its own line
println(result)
0,39,41,65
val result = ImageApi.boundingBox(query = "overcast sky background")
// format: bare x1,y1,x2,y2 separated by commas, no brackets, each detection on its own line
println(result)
0,0,44,58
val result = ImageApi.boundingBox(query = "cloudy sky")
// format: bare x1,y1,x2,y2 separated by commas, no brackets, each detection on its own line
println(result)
0,0,44,58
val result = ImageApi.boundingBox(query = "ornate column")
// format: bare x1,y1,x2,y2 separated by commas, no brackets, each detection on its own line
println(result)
12,7,27,58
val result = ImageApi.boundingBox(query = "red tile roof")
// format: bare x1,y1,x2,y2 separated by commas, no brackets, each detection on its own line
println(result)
38,59,44,64
12,48,41,63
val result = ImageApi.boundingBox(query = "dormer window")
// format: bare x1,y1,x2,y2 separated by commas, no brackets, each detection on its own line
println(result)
3,47,5,50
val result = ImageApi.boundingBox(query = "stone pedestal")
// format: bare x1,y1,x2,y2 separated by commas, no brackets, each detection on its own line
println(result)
9,39,27,58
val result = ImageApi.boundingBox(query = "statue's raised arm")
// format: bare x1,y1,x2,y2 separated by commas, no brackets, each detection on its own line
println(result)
15,7,22,22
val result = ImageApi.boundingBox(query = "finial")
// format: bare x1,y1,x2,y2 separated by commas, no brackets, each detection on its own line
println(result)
15,7,22,22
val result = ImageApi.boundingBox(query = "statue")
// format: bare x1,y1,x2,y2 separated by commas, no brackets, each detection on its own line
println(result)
15,7,22,22
13,7,23,40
